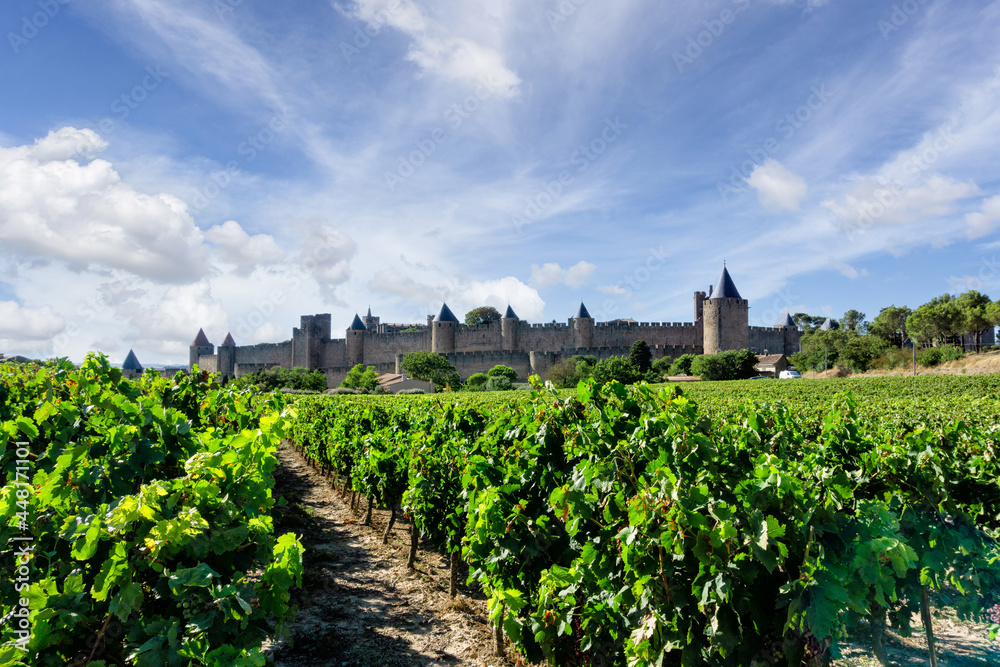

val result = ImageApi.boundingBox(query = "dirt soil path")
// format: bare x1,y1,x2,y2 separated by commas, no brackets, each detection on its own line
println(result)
267,443,514,667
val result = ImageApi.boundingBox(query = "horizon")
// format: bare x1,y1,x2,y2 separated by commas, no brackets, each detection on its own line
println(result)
2,0,1000,366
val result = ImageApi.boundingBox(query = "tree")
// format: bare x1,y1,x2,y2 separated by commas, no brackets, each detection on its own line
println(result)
955,290,992,351
628,340,652,373
690,350,758,381
793,313,828,331
868,305,912,348
401,351,462,391
341,364,380,391
465,306,502,327
840,310,867,333
592,357,641,385
546,355,597,389
487,365,518,382
907,294,963,347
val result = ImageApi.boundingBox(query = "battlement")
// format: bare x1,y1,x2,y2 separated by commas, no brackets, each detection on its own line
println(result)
595,321,696,329
530,322,570,329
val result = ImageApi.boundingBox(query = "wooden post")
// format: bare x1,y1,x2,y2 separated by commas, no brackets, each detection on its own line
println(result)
921,587,939,667
450,551,459,597
494,603,505,657
363,497,373,526
407,522,418,569
382,505,397,544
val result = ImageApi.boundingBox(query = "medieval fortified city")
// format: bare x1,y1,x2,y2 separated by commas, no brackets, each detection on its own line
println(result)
187,266,803,385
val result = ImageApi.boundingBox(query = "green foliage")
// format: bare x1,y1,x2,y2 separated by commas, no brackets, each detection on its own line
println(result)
791,328,888,373
465,306,502,327
592,357,641,385
628,340,652,373
487,365,518,382
840,309,867,333
287,376,1000,666
484,376,514,392
668,353,697,376
868,305,912,348
917,345,964,368
690,349,759,380
341,364,380,391
0,356,303,666
464,373,488,391
242,366,327,392
401,351,462,391
545,355,597,389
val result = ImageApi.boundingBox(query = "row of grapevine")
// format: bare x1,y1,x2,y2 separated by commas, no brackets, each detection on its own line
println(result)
0,356,304,666
289,378,1000,666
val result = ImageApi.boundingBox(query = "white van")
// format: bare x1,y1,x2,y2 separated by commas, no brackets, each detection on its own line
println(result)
779,369,802,379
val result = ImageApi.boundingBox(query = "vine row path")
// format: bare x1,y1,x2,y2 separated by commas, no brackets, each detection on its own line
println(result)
267,442,513,667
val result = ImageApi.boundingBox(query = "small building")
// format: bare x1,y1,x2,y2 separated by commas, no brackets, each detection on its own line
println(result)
376,373,435,394
755,353,789,378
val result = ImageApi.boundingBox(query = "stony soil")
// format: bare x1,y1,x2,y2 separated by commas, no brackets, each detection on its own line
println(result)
267,442,514,667
266,442,998,667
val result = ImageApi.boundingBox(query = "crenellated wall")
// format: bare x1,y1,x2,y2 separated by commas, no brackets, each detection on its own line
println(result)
749,326,802,356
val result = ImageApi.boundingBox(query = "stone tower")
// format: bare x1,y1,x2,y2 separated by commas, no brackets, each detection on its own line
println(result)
501,304,519,352
702,266,749,354
571,302,595,349
218,332,236,379
777,313,801,355
122,349,143,380
189,329,214,370
363,306,380,332
347,314,367,366
431,303,459,354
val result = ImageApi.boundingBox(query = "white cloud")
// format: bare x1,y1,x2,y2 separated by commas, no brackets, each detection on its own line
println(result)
369,268,442,302
0,302,65,339
823,174,980,232
299,225,358,304
747,160,808,212
0,127,209,282
965,194,1000,239
453,277,545,321
598,284,629,296
346,0,521,98
205,220,286,273
530,261,596,288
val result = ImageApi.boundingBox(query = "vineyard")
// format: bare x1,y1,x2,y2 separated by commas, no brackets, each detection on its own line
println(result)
287,375,1000,666
0,357,303,666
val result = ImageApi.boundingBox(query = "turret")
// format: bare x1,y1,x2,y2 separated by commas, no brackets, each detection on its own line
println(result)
501,304,519,352
363,306,380,332
431,303,459,354
122,349,143,380
347,314,366,366
702,266,749,354
218,332,236,379
571,302,594,349
189,329,214,371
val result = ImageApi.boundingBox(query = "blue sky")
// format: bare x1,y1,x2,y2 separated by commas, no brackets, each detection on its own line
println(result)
1,0,999,364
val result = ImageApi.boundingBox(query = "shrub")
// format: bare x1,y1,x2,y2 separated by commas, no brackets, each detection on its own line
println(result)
917,347,943,367
485,376,514,392
546,355,597,389
870,348,913,370
487,365,518,382
465,373,488,391
398,388,427,395
401,351,462,391
326,387,360,395
668,354,697,376
940,345,965,362
243,366,327,392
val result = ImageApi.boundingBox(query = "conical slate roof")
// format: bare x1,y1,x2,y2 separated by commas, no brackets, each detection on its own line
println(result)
711,266,742,300
820,318,833,331
574,302,592,319
122,349,143,371
367,306,372,317
434,303,460,323
221,332,236,346
191,328,211,346
503,305,518,319
348,314,367,331
777,313,796,328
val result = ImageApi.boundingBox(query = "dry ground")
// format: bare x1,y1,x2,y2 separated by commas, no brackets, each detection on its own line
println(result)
803,350,1000,379
266,442,514,667
266,443,998,667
